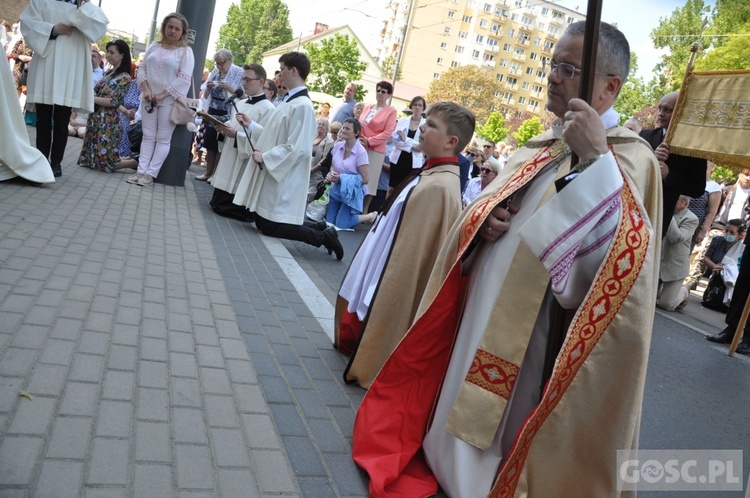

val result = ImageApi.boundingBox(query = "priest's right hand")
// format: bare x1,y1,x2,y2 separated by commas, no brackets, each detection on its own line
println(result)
479,202,519,242
219,124,236,138
236,113,251,127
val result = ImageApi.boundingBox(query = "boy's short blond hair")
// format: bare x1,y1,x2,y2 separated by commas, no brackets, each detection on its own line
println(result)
426,102,476,155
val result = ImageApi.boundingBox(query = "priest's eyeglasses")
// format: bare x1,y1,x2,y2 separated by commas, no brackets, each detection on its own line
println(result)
549,60,616,79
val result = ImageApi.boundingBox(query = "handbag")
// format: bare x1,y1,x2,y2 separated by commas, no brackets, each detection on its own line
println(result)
169,48,199,125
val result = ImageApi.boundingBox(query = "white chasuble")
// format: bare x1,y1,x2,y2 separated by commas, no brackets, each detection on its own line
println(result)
21,0,108,113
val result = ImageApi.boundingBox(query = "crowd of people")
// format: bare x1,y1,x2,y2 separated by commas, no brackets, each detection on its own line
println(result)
3,4,748,495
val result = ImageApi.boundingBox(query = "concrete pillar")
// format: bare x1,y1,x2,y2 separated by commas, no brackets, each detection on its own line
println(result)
155,0,216,186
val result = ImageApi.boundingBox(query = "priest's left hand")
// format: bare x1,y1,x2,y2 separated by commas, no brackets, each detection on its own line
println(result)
252,150,264,165
562,98,609,161
479,202,519,242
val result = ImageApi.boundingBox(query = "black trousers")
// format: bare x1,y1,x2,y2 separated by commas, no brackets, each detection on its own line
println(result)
725,242,750,333
255,214,325,247
209,188,255,223
35,103,72,166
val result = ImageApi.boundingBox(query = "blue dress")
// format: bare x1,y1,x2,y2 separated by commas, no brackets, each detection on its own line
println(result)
118,80,140,157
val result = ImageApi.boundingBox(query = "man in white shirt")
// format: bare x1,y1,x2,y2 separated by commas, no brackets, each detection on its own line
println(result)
91,48,103,85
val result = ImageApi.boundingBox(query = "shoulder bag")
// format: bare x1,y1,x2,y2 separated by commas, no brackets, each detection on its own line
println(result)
169,48,199,125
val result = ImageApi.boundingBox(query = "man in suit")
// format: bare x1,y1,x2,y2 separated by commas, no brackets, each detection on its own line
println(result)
657,195,699,311
640,92,707,237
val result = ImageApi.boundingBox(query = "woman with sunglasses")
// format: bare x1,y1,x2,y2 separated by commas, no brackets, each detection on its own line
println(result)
196,49,243,181
462,156,500,207
127,13,194,186
358,80,397,214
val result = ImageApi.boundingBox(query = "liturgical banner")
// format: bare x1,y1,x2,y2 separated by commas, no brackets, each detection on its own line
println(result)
665,70,750,171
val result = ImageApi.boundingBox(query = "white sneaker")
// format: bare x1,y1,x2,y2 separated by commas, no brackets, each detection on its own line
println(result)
126,172,141,184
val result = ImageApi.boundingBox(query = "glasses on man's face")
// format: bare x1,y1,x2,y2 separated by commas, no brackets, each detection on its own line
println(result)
376,89,390,94
241,77,261,83
480,167,495,174
549,61,581,80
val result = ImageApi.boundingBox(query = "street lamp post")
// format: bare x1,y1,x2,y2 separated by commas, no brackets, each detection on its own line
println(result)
149,0,160,46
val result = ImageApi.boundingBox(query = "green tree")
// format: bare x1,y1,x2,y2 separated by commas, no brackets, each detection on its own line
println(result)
218,0,294,65
695,22,750,70
512,116,543,148
614,53,657,123
304,34,367,97
426,65,502,123
476,111,509,143
204,59,215,72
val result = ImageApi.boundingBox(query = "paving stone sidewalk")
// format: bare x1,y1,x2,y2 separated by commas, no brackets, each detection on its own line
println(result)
0,131,368,497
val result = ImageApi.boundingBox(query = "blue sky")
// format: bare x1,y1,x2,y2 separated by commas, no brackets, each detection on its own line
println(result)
101,0,712,81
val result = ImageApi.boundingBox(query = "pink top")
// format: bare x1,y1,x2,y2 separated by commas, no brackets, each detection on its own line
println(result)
358,104,397,154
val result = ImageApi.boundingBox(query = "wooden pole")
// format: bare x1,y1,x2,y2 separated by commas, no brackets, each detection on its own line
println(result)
541,0,603,388
728,294,750,356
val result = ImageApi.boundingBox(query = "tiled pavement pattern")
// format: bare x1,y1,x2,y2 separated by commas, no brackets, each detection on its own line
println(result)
0,131,368,497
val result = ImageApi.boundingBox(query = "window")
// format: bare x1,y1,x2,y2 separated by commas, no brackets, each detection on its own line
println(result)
496,8,508,17
494,90,501,97
514,0,522,7
529,99,540,109
567,16,575,24
459,30,468,38
522,16,533,26
513,48,525,57
532,84,543,93
503,91,513,100
537,22,546,31
536,69,545,78
510,13,519,21
507,28,515,37
448,10,455,18
543,41,554,52
503,43,511,52
488,38,498,47
472,50,480,59
548,26,559,36
534,37,542,46
496,73,504,82
437,57,444,64
462,15,472,22
518,96,526,104
525,66,534,75
552,10,564,20
480,19,488,28
476,35,484,43
451,61,460,67
455,46,464,53
510,62,521,72
441,42,448,49
529,52,538,61
499,58,508,67
507,76,518,85
434,72,441,78
491,23,499,31
541,7,549,16
483,53,495,61
540,55,550,66
522,81,530,90
484,3,492,12
444,27,451,34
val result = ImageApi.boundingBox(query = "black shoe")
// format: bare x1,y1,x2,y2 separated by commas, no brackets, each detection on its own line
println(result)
736,342,750,355
315,220,328,231
51,164,62,177
323,227,344,260
706,328,733,344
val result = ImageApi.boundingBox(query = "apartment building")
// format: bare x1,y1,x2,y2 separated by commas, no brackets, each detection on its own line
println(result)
377,0,585,117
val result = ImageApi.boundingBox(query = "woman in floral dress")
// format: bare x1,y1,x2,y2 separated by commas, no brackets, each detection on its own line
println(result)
117,73,141,159
78,39,132,172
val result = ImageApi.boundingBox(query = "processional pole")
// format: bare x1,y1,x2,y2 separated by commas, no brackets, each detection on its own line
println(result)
540,0,603,389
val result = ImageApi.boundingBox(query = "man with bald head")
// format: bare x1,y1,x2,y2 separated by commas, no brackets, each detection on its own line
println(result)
640,92,707,236
353,21,663,497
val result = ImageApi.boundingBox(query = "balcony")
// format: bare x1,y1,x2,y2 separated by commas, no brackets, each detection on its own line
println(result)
515,37,530,47
527,104,541,114
485,45,499,53
484,60,496,68
518,23,533,33
504,82,518,91
508,67,521,75
511,53,526,63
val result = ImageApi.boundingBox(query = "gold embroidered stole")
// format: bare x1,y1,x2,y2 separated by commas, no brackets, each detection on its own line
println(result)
444,142,571,450
486,158,650,497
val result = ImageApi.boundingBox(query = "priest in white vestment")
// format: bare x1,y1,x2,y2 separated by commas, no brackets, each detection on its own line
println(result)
233,52,344,259
209,63,275,221
353,21,663,498
21,0,108,177
0,46,54,184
